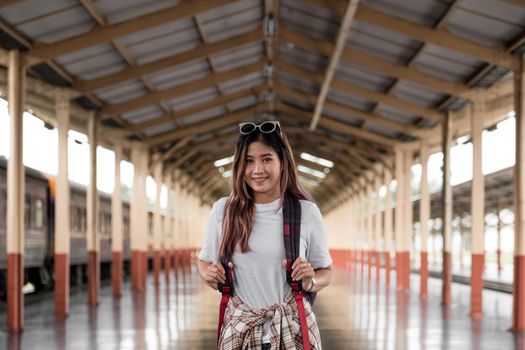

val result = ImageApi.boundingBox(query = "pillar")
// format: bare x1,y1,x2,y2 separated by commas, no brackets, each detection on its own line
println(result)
394,149,405,290
470,101,485,317
496,207,502,275
374,177,382,282
130,143,149,291
442,112,453,306
163,176,172,285
152,157,163,285
402,150,413,290
420,141,430,298
367,186,374,279
6,49,25,332
512,54,525,331
384,170,393,285
112,144,123,297
87,112,99,305
54,92,70,315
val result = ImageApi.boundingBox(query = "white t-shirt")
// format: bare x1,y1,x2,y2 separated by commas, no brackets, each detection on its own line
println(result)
198,197,333,341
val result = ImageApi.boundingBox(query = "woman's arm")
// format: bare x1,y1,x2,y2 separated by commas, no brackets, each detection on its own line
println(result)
308,266,332,293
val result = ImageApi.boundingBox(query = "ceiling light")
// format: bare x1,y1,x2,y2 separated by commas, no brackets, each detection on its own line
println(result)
297,165,326,179
300,152,334,168
214,155,234,167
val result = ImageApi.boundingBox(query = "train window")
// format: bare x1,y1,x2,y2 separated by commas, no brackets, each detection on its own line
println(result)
81,208,87,232
123,217,130,237
24,195,31,228
1,189,5,226
33,198,44,229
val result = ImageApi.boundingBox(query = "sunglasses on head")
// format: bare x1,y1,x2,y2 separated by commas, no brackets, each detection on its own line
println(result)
239,121,282,136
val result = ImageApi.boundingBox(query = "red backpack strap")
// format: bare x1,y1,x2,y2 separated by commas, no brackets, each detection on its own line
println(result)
216,257,233,346
283,194,311,350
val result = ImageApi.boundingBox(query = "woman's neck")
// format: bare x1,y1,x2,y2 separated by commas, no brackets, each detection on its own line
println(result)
253,192,280,204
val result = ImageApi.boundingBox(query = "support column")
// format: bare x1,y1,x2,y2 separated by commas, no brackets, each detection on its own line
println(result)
163,176,172,285
496,207,502,275
442,112,453,306
112,144,123,297
130,143,149,291
420,141,430,298
374,177,382,282
152,157,163,285
394,149,405,290
471,101,485,317
87,112,99,305
384,170,393,285
54,92,70,315
7,49,25,332
367,186,374,279
512,54,525,331
402,150,413,290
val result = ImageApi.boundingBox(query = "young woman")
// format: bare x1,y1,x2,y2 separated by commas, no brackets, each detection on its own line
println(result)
197,120,332,349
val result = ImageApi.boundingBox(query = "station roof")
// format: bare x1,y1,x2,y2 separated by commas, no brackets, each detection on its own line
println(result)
0,0,524,210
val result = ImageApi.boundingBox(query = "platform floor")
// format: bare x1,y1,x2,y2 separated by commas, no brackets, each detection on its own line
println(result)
1,266,524,349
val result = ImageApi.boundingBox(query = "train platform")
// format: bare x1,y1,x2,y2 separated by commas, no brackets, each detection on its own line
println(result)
1,266,523,350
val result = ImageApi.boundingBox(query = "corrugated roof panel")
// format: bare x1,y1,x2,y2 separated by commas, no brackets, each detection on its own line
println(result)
392,81,445,108
148,59,210,90
323,106,362,127
376,104,419,124
279,44,328,73
123,20,200,65
205,19,260,44
279,93,313,111
348,20,420,65
120,16,194,45
414,43,483,82
59,46,126,80
458,0,525,34
446,8,524,47
220,72,264,94
97,0,179,25
280,3,337,42
199,0,258,23
336,62,394,92
121,105,164,124
179,105,226,127
211,43,263,72
15,5,94,44
0,0,77,27
360,0,450,27
55,43,113,65
227,95,257,111
365,122,401,139
277,71,318,95
143,122,177,137
328,88,375,111
95,80,147,104
169,87,218,111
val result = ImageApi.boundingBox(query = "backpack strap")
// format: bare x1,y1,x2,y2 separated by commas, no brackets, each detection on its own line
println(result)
283,194,311,350
216,257,233,346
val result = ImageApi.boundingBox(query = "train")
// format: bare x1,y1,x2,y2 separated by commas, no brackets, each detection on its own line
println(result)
0,156,154,297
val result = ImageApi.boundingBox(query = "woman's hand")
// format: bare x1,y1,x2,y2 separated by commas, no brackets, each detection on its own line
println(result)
290,257,315,291
197,260,234,290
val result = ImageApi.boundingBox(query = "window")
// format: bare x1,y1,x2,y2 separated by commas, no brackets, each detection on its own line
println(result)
33,198,44,229
24,195,31,228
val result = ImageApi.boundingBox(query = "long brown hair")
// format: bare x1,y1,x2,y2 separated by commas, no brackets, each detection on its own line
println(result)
218,121,312,258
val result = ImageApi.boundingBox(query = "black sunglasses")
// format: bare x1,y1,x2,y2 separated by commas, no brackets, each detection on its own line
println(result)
239,121,282,136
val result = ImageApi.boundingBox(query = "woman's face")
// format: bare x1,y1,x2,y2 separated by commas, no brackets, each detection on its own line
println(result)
244,141,282,202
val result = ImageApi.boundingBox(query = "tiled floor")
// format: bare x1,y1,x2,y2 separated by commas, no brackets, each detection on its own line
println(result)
0,265,523,349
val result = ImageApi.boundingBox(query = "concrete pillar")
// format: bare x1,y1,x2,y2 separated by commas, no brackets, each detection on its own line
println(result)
112,144,123,297
512,54,525,331
394,149,405,290
402,150,413,290
130,143,149,291
384,170,393,286
152,157,163,285
442,112,453,306
87,112,99,305
367,186,373,279
470,101,485,317
54,92,71,315
163,176,173,285
496,207,502,275
419,141,430,298
6,50,25,332
374,177,382,282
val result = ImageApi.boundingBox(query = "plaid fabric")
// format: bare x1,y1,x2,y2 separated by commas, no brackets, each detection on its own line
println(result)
218,293,322,350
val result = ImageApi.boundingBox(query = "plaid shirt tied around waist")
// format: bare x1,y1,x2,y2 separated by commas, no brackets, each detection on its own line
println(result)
218,293,322,350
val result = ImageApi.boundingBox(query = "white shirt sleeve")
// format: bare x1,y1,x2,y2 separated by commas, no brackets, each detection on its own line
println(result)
305,202,333,269
197,198,225,263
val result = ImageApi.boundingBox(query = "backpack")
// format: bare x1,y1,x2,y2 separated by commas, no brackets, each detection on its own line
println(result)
216,193,315,350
